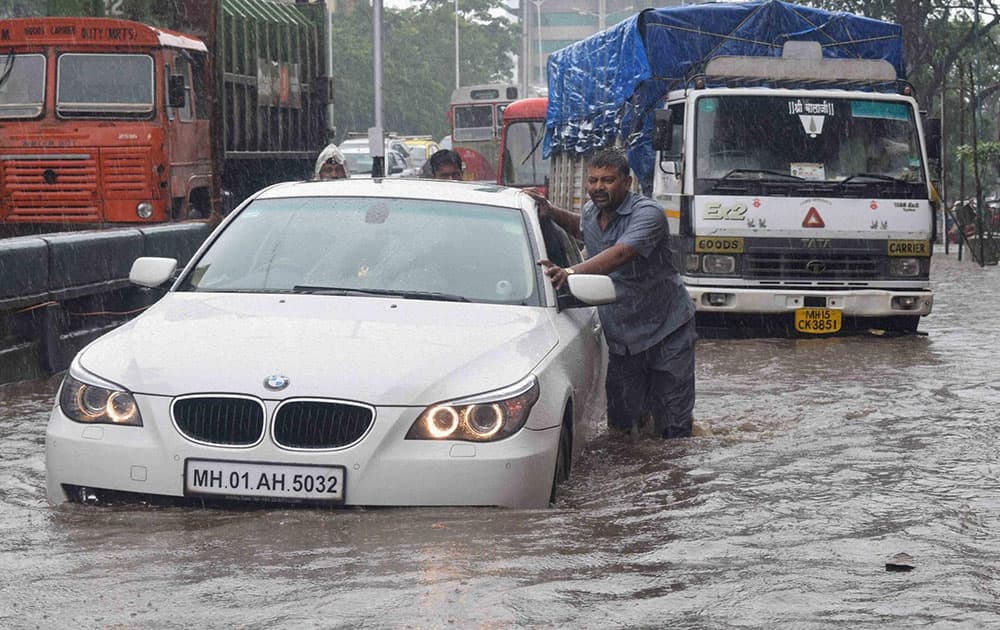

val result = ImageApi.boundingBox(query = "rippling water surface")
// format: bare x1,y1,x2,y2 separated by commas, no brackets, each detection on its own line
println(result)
2,250,999,628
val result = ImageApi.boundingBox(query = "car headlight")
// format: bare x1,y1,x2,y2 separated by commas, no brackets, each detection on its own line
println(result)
406,375,539,442
889,257,920,277
685,254,700,273
58,373,143,426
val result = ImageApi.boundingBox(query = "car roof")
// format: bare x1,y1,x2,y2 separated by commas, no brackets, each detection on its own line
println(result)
254,178,527,209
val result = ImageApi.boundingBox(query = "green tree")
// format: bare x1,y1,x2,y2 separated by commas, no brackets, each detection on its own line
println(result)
329,0,517,142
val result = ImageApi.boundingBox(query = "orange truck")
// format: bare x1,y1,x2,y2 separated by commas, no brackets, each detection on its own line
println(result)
0,1,328,227
496,96,548,193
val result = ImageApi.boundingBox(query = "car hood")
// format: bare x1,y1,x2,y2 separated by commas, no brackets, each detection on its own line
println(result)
77,293,557,404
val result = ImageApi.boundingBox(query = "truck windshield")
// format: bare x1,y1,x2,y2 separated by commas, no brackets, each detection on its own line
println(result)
501,120,548,187
56,53,154,118
0,54,46,119
695,95,925,194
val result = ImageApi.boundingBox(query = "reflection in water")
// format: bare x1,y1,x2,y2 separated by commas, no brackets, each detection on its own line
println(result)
2,251,1000,627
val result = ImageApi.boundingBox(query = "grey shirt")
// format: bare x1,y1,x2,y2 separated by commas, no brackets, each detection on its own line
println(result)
581,191,694,356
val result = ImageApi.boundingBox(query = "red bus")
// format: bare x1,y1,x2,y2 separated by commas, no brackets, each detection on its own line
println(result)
449,83,518,181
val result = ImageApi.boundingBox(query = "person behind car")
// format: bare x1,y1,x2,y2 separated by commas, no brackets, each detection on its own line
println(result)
529,148,697,440
427,149,464,180
314,144,348,180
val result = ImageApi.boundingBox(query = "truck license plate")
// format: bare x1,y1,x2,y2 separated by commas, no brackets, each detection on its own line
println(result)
185,459,345,502
794,308,842,334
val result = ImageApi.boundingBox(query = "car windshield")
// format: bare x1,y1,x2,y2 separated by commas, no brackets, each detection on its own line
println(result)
343,151,374,175
56,53,154,117
179,196,540,305
0,53,46,119
408,146,428,164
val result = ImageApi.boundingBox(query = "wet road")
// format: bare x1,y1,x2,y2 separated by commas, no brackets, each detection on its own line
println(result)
2,249,999,628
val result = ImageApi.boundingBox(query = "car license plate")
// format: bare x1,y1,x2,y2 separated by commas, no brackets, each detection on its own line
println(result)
185,459,345,502
794,308,842,334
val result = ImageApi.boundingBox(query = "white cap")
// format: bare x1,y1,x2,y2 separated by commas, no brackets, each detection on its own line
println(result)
313,143,346,179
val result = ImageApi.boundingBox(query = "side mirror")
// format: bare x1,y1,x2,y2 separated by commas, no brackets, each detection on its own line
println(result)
652,108,673,153
923,117,942,176
130,257,178,288
557,274,617,309
168,74,187,109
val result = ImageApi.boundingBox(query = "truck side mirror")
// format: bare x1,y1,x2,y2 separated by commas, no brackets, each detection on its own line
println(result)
922,116,942,180
652,109,673,153
923,117,941,161
168,75,187,109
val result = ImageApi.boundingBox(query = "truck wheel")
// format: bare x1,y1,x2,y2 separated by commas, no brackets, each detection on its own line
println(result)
888,315,920,334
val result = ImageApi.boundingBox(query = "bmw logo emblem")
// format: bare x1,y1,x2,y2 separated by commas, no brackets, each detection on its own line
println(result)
264,374,290,391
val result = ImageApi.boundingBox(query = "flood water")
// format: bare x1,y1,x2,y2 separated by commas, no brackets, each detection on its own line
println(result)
2,248,998,628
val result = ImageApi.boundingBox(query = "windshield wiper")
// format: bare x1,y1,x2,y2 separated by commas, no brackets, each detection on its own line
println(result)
709,169,805,193
837,173,912,187
717,169,806,182
292,285,469,302
0,49,14,91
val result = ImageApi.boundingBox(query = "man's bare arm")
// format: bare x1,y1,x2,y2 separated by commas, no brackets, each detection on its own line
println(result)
539,243,637,288
525,190,582,240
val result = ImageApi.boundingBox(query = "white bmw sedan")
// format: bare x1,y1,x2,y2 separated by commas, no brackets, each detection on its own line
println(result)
46,178,614,508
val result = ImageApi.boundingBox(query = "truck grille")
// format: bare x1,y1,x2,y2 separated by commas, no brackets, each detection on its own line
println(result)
173,397,266,447
0,154,99,221
746,253,879,280
273,400,374,449
101,149,149,196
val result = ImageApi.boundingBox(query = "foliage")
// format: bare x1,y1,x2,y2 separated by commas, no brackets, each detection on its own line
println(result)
807,1,1000,196
329,0,517,142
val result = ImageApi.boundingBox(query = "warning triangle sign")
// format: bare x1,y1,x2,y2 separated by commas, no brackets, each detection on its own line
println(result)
802,207,825,228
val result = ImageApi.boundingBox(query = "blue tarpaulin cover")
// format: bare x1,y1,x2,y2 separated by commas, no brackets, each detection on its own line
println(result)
545,1,904,192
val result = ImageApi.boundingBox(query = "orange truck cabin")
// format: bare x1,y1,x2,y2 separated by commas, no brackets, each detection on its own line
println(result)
0,17,210,224
497,97,549,193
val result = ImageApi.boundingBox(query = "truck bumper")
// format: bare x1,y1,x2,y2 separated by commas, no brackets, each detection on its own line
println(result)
687,286,933,317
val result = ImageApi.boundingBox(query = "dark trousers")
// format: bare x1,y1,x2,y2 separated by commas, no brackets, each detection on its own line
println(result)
606,317,696,438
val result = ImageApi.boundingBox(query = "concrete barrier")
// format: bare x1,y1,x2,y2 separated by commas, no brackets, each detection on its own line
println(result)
0,236,49,306
0,221,212,383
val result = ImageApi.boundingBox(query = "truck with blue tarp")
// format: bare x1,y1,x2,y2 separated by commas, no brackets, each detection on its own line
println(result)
544,1,938,336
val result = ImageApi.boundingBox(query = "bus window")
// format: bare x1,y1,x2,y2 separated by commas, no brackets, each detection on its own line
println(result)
454,105,494,141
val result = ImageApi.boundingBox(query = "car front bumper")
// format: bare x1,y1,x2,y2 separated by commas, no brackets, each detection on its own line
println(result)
46,395,560,509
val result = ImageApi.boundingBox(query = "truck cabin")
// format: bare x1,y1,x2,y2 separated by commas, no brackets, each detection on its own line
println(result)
498,97,549,190
0,17,209,224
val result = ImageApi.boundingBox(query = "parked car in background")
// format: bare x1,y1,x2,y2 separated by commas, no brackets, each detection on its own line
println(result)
46,178,616,508
339,135,421,177
401,136,440,171
340,145,413,177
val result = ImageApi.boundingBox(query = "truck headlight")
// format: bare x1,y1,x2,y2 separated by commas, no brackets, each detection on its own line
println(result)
406,376,539,442
685,254,700,272
136,202,154,219
889,257,920,277
702,254,736,274
58,374,142,426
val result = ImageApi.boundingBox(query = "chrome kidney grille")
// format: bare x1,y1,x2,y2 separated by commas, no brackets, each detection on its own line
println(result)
172,397,266,447
273,400,374,449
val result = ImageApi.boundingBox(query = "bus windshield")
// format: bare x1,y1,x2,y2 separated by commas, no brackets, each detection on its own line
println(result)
57,53,154,117
501,120,548,187
695,95,925,186
0,54,46,119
